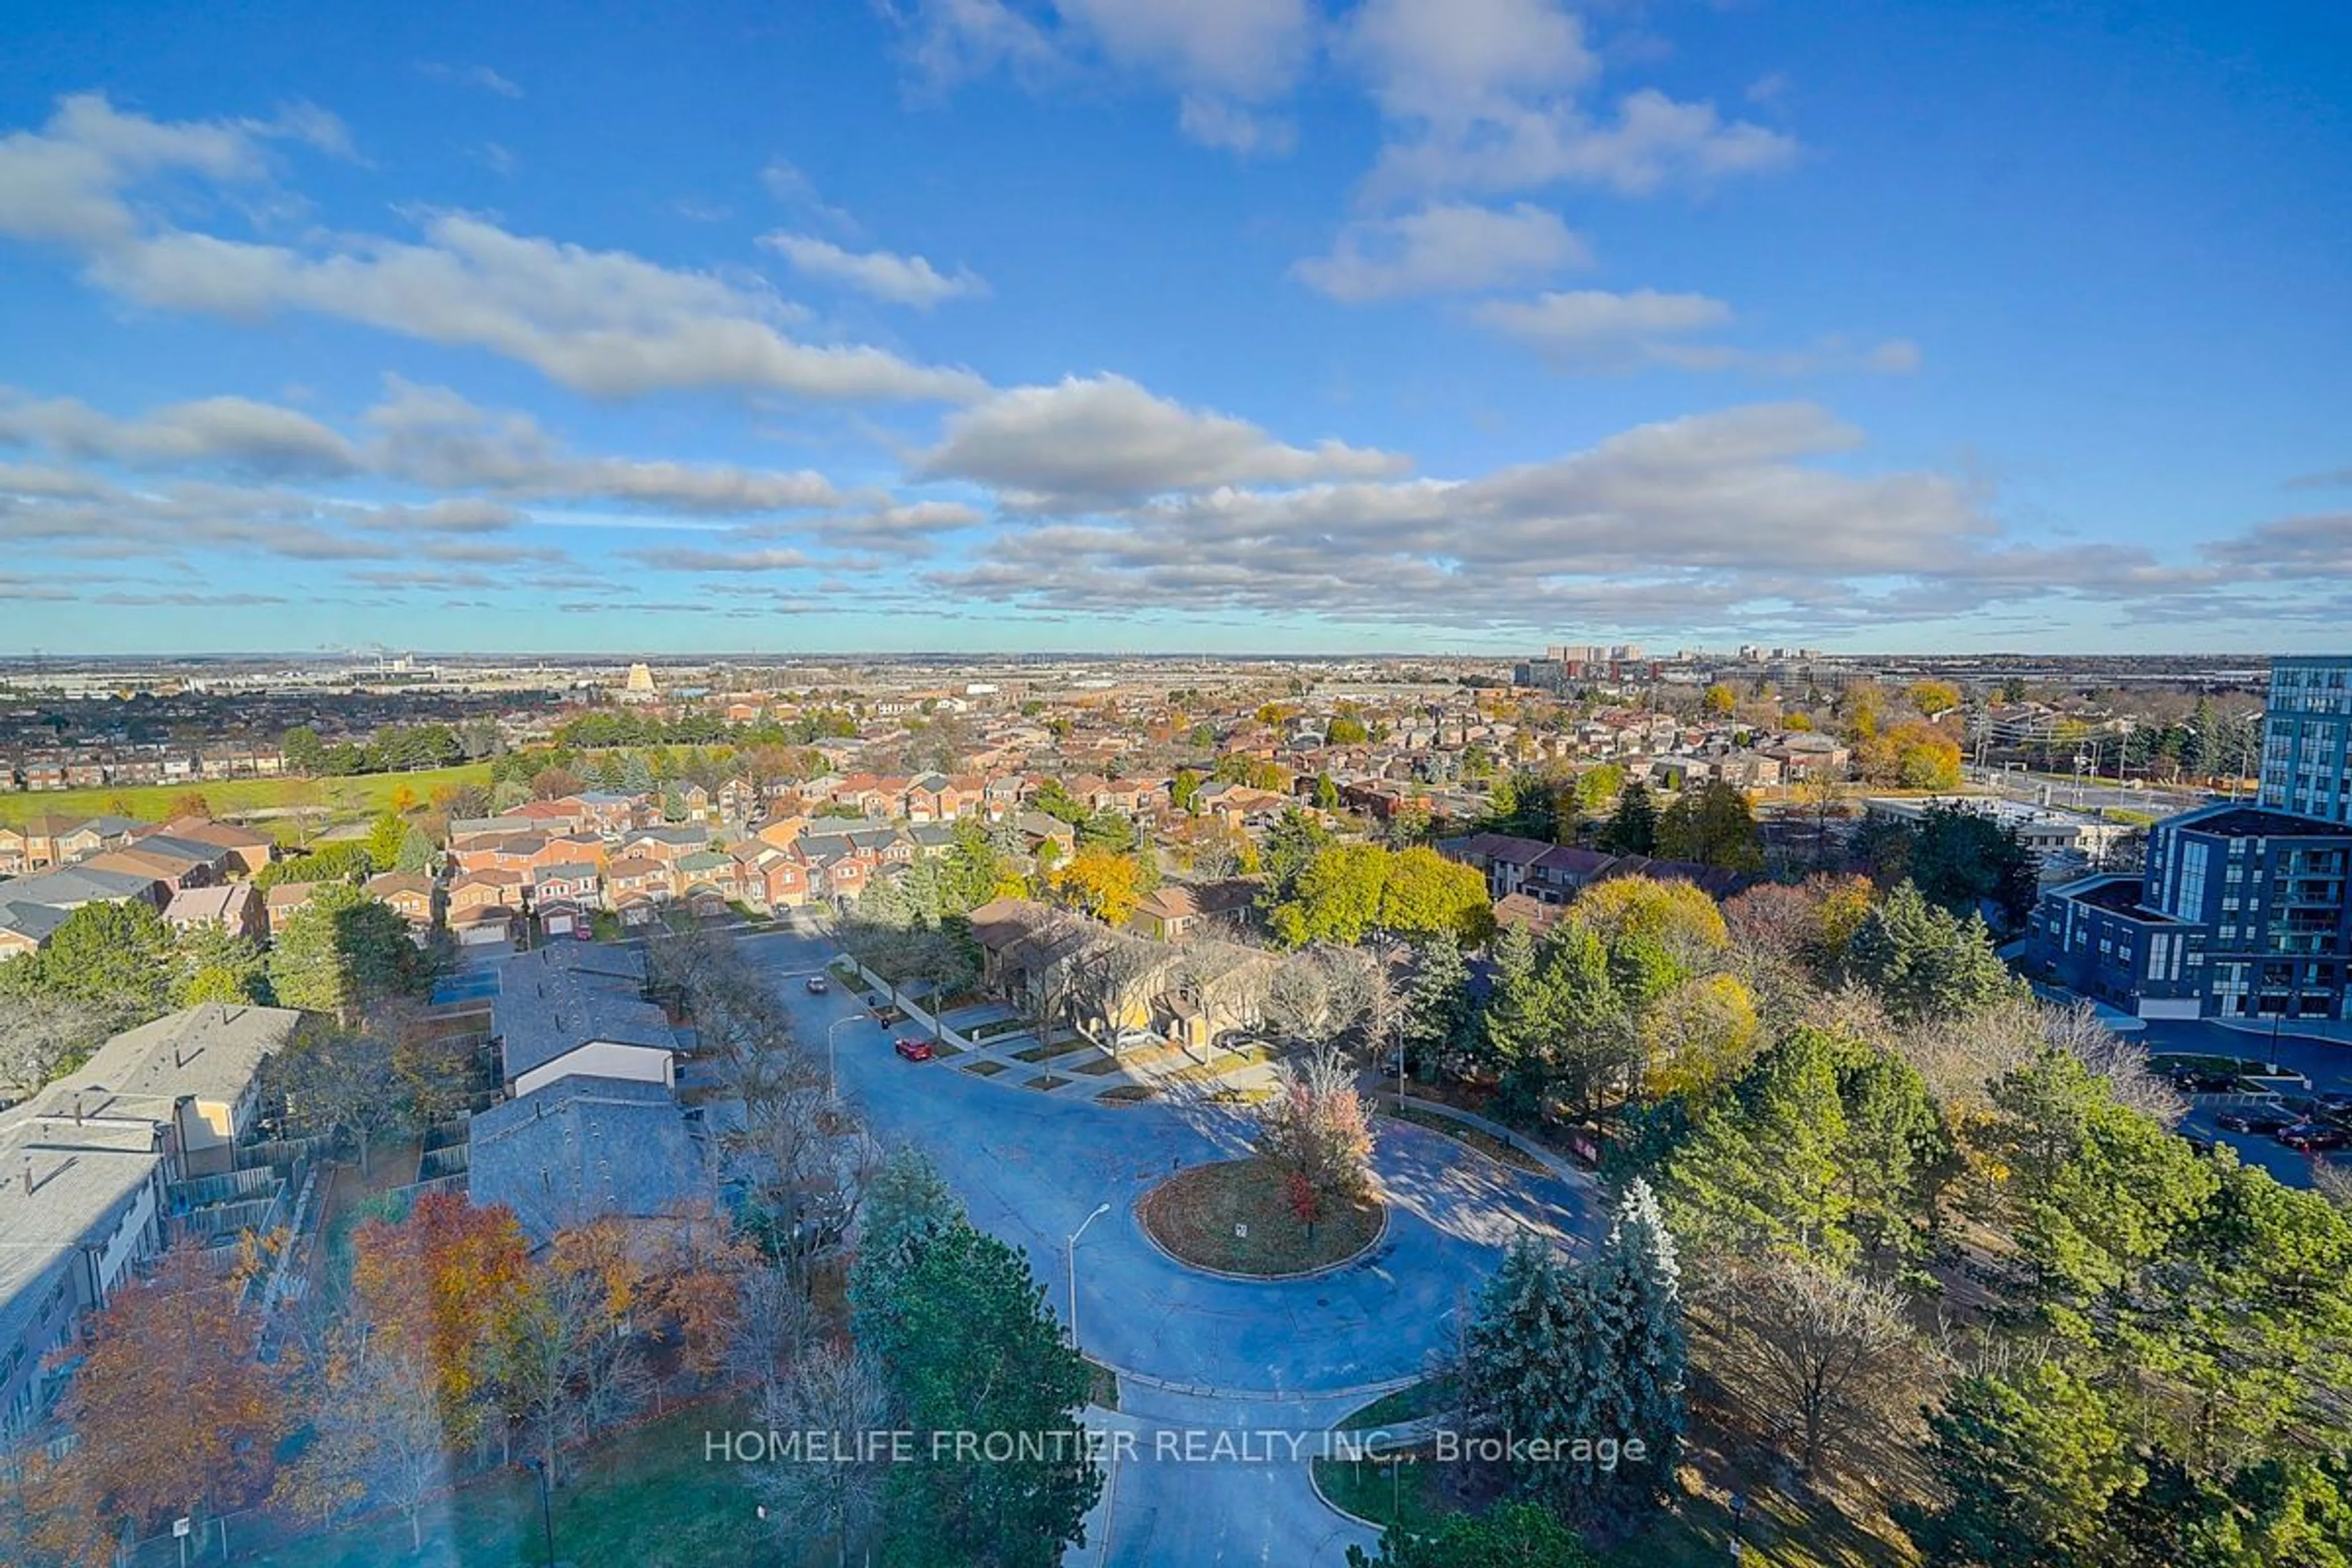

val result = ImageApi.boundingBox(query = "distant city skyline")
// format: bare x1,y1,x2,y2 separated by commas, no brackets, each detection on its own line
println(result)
2,1,2348,655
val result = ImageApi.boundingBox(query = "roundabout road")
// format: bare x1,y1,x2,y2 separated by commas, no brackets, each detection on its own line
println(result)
739,927,1597,1564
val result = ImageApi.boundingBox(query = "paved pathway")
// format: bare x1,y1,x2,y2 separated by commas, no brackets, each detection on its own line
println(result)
738,927,1598,1565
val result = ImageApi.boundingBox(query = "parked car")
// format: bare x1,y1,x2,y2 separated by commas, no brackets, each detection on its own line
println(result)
2277,1121,2348,1152
2171,1070,2239,1094
805,974,829,995
894,1037,935,1062
1111,1027,1160,1052
2216,1106,2294,1135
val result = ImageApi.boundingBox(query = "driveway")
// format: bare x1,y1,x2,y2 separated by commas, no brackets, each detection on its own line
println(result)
736,927,1594,1564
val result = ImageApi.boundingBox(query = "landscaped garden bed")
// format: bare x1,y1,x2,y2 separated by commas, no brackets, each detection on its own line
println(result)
1136,1158,1383,1276
961,1058,1008,1077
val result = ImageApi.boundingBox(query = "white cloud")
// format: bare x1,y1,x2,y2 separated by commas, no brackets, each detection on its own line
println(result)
883,0,1063,91
360,380,843,511
0,389,360,475
885,0,1311,153
1474,291,1917,376
0,379,844,519
1344,0,1795,202
760,233,988,308
918,373,1410,508
418,62,524,98
0,95,986,404
1472,287,1732,361
1055,0,1315,100
1293,201,1587,302
1177,97,1295,155
1365,86,1801,203
1347,0,1596,124
624,543,826,573
759,157,859,233
925,402,2092,636
0,92,342,249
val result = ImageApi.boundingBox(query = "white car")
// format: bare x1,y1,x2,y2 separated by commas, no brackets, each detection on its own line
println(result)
1111,1027,1161,1052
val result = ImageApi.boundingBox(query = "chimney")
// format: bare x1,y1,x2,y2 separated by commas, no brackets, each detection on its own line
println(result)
72,1091,83,1125
21,1153,32,1196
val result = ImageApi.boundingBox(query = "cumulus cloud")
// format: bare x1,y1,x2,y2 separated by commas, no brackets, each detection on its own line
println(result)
760,233,987,308
1474,290,1915,375
624,543,826,573
921,402,2130,636
1177,97,1295,156
0,92,345,249
883,0,1311,151
0,94,987,404
1472,287,1733,363
918,372,1410,509
1346,0,1795,202
1294,201,1586,302
361,380,842,511
0,389,360,475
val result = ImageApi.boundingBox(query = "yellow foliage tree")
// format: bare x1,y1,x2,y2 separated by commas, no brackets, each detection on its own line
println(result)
1051,846,1144,925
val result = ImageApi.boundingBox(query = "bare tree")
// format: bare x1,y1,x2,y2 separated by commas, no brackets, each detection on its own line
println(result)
2039,1000,2186,1125
1254,1047,1376,1219
726,1263,818,1408
0,992,123,1095
1706,1253,1941,1479
754,1343,894,1568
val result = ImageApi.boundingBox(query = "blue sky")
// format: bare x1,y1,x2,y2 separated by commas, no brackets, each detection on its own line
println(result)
1,0,2348,655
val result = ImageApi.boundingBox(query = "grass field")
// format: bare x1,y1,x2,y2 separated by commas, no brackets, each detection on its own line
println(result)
0,764,494,836
240,1404,771,1568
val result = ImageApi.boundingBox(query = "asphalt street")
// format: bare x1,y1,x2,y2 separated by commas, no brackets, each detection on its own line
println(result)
736,925,1597,1566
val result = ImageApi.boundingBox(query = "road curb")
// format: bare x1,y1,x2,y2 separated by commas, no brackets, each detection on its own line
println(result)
1096,1360,1423,1405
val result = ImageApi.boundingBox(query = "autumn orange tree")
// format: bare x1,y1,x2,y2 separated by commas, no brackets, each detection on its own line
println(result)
350,1191,530,1441
550,1204,753,1383
271,1329,451,1553
0,1432,114,1568
56,1240,285,1542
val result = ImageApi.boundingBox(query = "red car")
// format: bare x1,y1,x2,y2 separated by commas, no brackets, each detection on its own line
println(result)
894,1037,935,1062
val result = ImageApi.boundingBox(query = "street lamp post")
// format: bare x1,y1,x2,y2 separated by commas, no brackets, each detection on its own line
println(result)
1066,1201,1111,1354
826,1016,859,1104
1728,1490,1747,1561
524,1458,555,1568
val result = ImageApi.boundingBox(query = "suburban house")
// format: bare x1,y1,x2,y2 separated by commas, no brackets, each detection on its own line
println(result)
364,872,439,935
467,1076,713,1251
1127,880,1259,943
491,946,680,1099
264,882,323,935
0,865,173,954
163,881,268,943
0,1005,302,1436
143,816,274,878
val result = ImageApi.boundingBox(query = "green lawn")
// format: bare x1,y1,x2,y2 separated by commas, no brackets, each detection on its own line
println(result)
244,1404,774,1568
0,764,494,834
1313,1446,1909,1568
1340,1374,1461,1431
1314,1448,1455,1537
